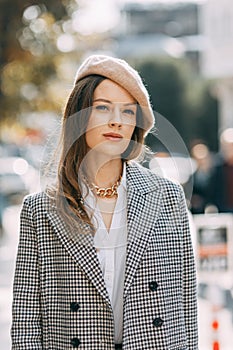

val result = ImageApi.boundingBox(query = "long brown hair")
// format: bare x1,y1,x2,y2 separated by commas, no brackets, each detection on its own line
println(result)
50,74,146,230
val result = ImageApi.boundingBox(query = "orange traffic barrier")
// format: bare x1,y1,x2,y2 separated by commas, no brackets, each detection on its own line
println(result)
212,319,220,350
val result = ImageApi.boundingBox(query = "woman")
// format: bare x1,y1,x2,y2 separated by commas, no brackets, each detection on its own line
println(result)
11,55,198,349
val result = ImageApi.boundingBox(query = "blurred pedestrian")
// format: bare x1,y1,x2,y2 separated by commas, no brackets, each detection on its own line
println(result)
208,128,233,212
11,55,198,349
190,142,214,213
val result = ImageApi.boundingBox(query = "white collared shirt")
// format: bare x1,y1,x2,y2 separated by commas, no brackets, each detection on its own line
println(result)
83,165,127,344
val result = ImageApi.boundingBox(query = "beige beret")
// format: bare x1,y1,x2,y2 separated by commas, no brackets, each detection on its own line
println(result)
75,55,154,134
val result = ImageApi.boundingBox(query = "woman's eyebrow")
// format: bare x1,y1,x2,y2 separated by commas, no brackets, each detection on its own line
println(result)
93,98,112,104
93,98,136,106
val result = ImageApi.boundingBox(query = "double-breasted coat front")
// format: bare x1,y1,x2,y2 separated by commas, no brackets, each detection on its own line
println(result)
11,162,198,349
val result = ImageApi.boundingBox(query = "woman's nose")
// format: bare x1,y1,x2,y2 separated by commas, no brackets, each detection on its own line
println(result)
108,106,122,127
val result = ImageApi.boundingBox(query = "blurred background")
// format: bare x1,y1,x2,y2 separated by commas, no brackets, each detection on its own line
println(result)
1,0,233,348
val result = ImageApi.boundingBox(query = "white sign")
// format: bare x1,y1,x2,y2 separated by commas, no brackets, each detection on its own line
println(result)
193,213,233,285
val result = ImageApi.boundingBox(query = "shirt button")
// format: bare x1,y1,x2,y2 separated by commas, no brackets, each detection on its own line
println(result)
70,302,80,312
149,281,158,291
153,317,164,328
71,337,81,348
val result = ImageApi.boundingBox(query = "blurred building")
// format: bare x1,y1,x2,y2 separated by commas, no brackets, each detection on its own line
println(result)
120,1,199,36
112,1,204,71
201,0,233,135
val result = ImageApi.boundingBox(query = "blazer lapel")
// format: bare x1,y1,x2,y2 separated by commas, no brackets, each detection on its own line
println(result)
124,163,163,299
46,205,111,307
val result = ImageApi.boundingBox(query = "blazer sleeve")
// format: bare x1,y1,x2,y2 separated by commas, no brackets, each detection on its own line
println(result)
11,197,42,349
179,188,199,350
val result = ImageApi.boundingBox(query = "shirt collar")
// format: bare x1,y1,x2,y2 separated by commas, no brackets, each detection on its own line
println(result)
120,162,127,190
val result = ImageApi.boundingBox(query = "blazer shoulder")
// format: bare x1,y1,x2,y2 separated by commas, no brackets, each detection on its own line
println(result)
127,161,182,195
22,190,54,214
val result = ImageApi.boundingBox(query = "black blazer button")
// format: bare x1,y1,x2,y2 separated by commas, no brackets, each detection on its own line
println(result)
71,337,81,348
70,302,80,312
153,317,164,328
149,281,158,291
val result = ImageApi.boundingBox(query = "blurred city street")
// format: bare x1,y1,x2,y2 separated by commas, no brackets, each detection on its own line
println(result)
1,204,233,349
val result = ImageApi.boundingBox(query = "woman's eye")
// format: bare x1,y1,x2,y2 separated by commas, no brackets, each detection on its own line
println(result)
95,105,109,112
123,109,135,116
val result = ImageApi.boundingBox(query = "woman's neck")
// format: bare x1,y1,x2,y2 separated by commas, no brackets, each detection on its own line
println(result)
85,157,123,188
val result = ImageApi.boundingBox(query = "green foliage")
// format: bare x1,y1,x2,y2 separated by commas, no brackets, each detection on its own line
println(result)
134,57,218,152
0,0,74,124
186,80,218,151
134,57,189,148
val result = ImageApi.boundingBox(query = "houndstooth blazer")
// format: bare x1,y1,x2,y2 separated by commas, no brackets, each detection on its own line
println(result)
11,162,198,350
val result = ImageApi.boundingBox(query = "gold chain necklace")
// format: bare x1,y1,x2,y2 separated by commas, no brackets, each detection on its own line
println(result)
91,176,122,199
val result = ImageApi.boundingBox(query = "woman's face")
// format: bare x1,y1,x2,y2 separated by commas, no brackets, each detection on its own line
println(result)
85,79,137,158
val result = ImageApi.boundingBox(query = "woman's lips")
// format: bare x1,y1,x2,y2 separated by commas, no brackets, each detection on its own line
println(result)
103,132,123,141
